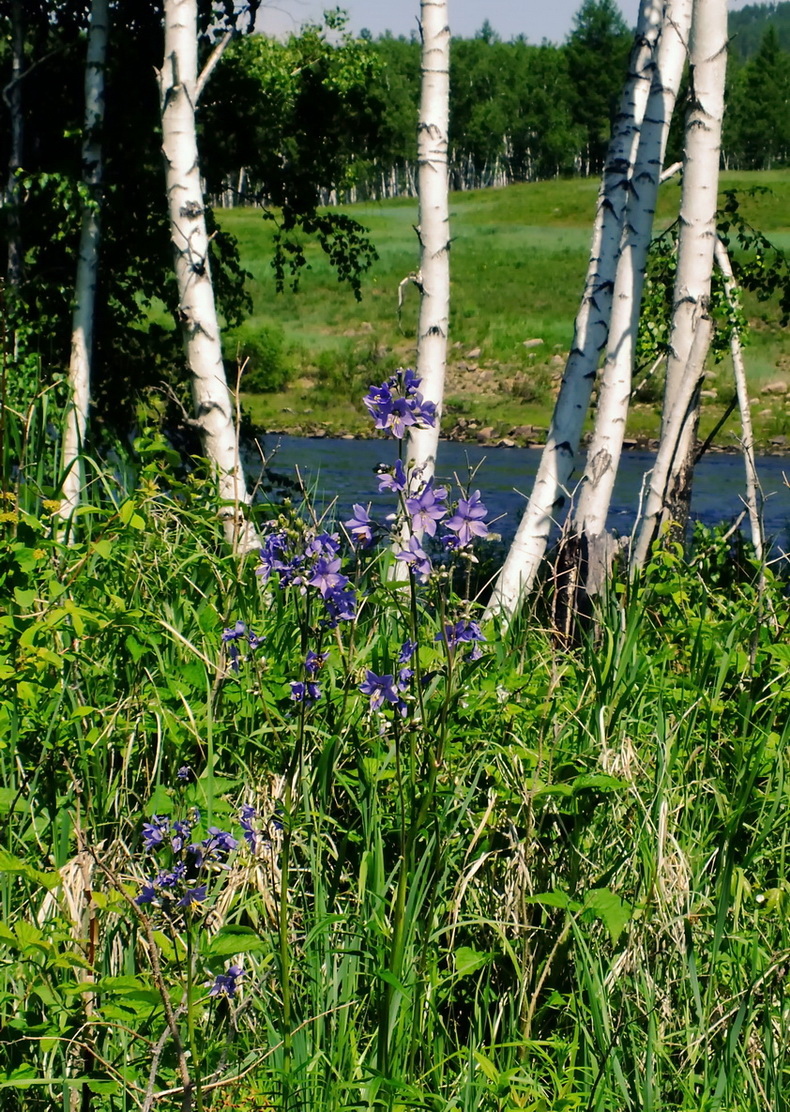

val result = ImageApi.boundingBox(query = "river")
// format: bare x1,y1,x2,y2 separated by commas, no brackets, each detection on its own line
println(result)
259,435,790,557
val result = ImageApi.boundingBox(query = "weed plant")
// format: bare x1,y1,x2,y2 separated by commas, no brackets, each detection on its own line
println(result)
1,376,790,1111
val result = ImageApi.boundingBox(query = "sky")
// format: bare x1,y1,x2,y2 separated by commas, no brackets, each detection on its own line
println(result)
256,0,763,43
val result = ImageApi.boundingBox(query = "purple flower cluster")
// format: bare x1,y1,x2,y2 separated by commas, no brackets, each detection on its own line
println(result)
210,963,244,998
363,368,436,440
222,621,263,672
257,529,357,628
135,810,240,915
239,804,259,850
359,669,411,717
435,620,486,661
290,649,329,705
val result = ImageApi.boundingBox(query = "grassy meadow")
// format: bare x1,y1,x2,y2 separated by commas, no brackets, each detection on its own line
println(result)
2,365,790,1109
216,170,790,449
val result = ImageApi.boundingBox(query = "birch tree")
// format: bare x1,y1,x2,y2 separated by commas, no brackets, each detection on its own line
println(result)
571,0,693,546
57,0,109,529
159,0,258,551
403,0,451,486
3,0,23,291
631,0,728,568
485,0,672,622
714,237,763,559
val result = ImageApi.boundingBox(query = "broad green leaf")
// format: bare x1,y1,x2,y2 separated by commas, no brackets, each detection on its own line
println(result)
454,946,493,979
208,925,266,956
583,888,632,943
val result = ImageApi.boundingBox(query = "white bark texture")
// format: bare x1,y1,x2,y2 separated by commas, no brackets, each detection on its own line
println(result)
58,0,109,526
160,0,258,551
485,0,667,622
714,237,763,559
404,0,451,485
4,0,24,287
631,0,727,566
572,0,693,542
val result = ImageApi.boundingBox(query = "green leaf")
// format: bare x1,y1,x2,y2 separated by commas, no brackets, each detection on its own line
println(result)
453,946,493,979
145,785,173,816
208,925,266,956
583,888,632,943
0,849,60,891
524,890,582,912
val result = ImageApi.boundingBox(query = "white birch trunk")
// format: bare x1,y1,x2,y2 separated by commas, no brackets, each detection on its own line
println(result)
485,0,672,622
714,237,763,559
58,0,109,528
632,0,727,566
572,0,693,544
629,313,713,568
159,0,258,552
404,0,450,486
4,0,24,288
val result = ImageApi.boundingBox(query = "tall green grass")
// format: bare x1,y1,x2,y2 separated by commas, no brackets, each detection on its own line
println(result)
1,396,790,1110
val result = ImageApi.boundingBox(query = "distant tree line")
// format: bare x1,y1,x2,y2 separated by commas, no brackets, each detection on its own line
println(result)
208,0,790,208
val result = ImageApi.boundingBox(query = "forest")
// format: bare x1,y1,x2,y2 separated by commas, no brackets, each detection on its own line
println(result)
1,0,790,1110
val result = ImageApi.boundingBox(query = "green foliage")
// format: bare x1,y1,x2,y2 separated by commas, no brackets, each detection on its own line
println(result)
638,187,790,380
3,386,790,1109
223,323,292,394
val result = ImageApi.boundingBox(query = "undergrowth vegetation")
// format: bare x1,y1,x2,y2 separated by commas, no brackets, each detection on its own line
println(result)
1,382,790,1111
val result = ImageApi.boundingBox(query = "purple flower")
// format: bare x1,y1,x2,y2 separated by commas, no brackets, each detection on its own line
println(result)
156,863,186,889
141,816,170,853
435,620,486,660
176,766,195,783
239,804,258,848
257,532,291,583
359,670,407,715
385,397,417,439
171,820,192,853
210,964,244,998
405,481,448,538
394,535,433,582
345,504,377,548
445,491,489,547
322,584,357,627
135,881,157,906
363,382,394,429
305,532,340,559
363,370,436,440
377,459,407,494
399,639,417,663
305,650,329,677
178,884,207,910
308,556,347,597
222,621,262,671
203,828,237,858
290,680,321,704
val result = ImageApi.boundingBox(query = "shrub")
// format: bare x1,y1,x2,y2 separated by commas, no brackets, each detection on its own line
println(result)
224,323,292,393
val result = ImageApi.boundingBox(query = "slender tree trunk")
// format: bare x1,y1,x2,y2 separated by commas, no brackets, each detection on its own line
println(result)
486,0,673,623
4,0,24,289
632,0,727,566
714,237,763,559
159,1,257,551
57,0,109,529
403,0,450,486
572,0,693,547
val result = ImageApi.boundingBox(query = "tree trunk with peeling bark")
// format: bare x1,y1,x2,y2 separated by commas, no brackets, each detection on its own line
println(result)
485,0,674,623
572,0,693,550
403,0,451,486
159,0,257,552
4,0,24,290
632,0,728,567
714,237,763,560
57,0,109,530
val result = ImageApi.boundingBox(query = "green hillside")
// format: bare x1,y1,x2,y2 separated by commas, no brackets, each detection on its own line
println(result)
212,171,790,450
